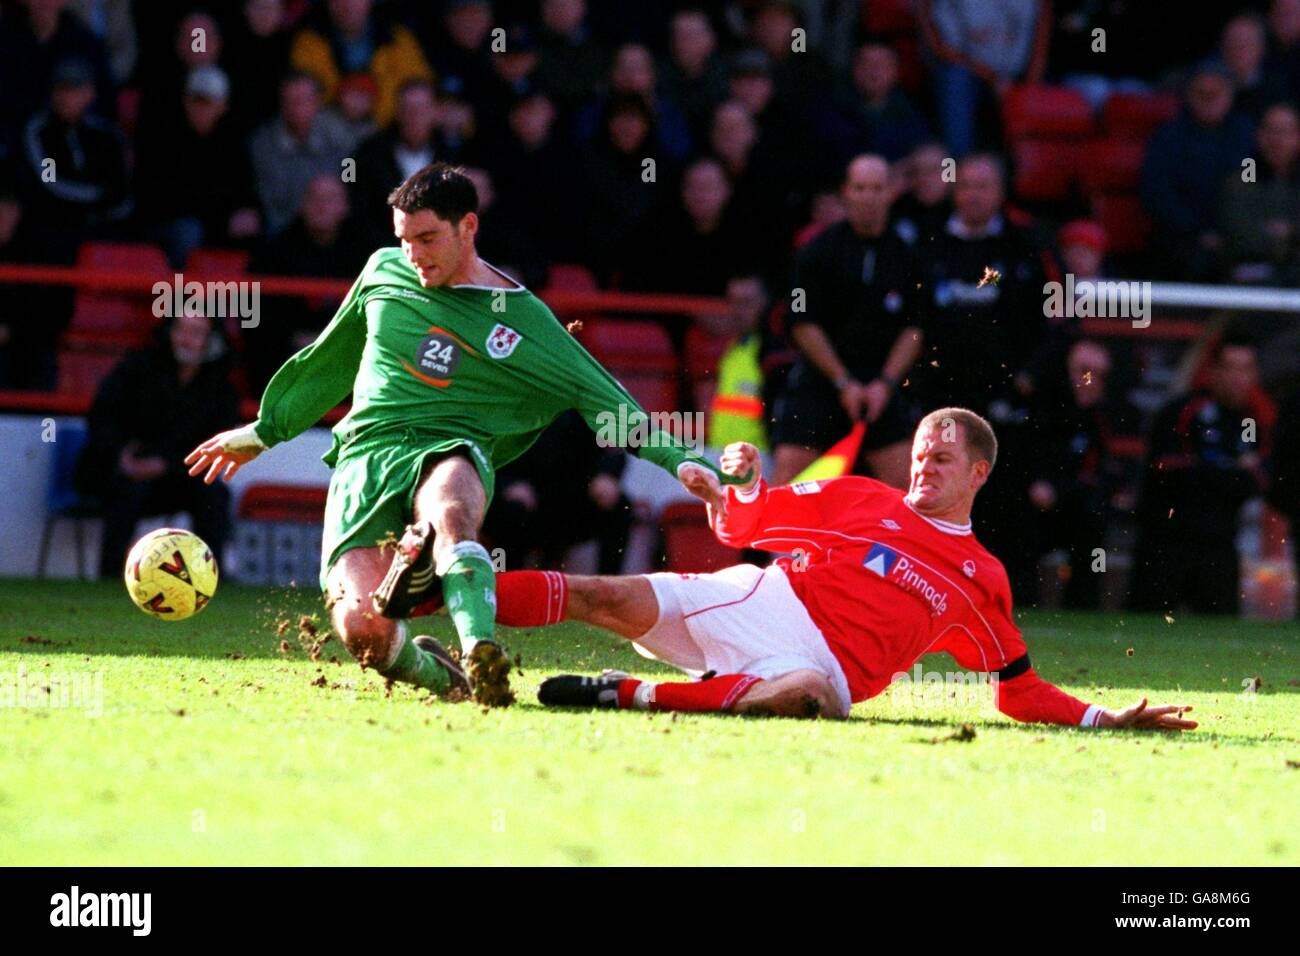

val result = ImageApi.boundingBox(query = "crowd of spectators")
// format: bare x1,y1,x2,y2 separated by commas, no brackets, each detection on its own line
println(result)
0,0,1296,613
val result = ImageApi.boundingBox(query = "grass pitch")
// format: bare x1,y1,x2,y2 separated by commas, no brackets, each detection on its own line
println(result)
1,578,1296,866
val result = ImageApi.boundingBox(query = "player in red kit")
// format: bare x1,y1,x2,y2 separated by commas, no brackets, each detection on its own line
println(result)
495,407,1197,730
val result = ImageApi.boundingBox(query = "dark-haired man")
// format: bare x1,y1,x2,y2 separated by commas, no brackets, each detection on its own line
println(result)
185,163,741,704
498,408,1195,731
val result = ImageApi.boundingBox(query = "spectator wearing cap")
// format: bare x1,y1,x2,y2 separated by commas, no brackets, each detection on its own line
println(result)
725,48,810,188
1057,218,1108,281
535,0,610,116
660,8,730,145
12,57,130,256
249,71,355,236
917,0,1051,157
136,65,261,267
575,42,693,164
0,0,114,140
816,41,932,165
1140,61,1255,280
134,11,226,161
1217,102,1300,285
326,72,381,144
290,0,432,128
1131,333,1274,616
2,56,130,391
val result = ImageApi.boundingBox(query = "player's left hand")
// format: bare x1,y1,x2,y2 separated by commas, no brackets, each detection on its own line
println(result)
679,462,726,517
1097,698,1197,731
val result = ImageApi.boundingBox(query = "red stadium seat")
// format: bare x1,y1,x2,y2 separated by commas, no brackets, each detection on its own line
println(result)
1077,138,1146,196
77,241,171,275
186,247,251,277
618,372,681,415
57,348,123,397
542,263,599,293
1091,193,1153,255
579,317,677,372
1002,85,1095,139
1010,138,1079,202
67,242,170,350
1102,91,1181,142
659,502,742,573
238,484,328,523
683,325,730,384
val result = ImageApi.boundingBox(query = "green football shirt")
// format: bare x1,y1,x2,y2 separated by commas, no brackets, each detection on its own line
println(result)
252,247,724,482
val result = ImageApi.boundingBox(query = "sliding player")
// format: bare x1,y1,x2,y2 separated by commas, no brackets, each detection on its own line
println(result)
185,163,737,705
500,408,1197,730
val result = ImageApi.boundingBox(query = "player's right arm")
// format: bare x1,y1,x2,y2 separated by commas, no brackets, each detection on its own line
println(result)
710,441,836,549
185,271,369,483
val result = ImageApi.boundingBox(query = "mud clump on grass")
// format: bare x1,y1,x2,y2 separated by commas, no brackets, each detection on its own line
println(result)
466,643,516,707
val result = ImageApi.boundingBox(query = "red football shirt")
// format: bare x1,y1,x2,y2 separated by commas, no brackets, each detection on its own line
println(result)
711,476,1099,727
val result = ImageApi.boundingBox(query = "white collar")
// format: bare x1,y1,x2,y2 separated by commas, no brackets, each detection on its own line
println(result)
903,498,972,535
450,259,528,292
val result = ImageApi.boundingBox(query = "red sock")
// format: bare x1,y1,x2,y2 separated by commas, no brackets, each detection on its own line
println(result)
616,673,763,712
495,570,569,626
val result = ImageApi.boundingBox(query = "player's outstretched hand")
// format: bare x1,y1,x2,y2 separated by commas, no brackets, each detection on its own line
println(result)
679,462,726,516
1097,698,1198,731
719,441,761,494
185,423,267,485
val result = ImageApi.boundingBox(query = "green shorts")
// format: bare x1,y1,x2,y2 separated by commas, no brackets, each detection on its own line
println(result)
319,436,495,589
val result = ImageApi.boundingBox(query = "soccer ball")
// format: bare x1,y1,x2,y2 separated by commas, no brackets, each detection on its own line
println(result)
124,528,219,621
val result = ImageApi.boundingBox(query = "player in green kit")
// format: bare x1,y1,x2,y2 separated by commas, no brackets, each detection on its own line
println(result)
185,163,739,705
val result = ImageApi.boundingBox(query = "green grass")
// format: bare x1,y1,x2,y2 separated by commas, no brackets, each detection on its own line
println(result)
1,578,1297,866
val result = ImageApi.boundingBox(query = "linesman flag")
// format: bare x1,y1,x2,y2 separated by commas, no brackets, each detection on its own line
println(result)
792,422,867,483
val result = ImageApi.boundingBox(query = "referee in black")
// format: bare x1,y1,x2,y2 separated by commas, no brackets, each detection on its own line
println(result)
770,154,924,489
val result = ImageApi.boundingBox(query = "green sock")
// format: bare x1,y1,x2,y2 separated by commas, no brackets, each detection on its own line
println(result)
437,541,497,655
380,624,451,693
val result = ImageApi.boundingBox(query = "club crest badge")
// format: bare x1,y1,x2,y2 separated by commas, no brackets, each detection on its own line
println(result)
486,323,522,359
